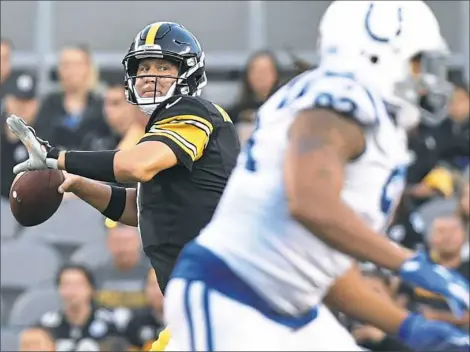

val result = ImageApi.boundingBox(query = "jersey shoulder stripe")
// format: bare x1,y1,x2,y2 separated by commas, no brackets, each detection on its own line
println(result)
141,97,215,169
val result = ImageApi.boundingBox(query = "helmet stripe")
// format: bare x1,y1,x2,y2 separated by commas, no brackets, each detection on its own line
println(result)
145,22,162,45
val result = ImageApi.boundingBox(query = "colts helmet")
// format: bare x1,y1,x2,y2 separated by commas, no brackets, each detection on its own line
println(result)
318,1,452,128
122,22,207,116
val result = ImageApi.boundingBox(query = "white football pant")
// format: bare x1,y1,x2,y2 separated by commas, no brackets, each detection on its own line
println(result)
164,278,362,351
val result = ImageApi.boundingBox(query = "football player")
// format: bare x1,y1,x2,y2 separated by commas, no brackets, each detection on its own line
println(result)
8,22,240,350
160,2,470,351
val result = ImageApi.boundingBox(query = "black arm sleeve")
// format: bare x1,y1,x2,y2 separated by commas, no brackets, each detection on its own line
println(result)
65,150,118,182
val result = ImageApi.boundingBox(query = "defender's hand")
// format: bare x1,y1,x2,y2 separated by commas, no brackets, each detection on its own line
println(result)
399,250,469,318
398,313,470,352
7,114,60,173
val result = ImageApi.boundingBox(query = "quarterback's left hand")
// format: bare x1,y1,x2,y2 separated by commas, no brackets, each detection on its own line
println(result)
7,114,60,173
399,250,469,318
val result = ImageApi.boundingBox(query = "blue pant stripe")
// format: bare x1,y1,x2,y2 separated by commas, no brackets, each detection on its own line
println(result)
203,287,213,351
184,281,196,351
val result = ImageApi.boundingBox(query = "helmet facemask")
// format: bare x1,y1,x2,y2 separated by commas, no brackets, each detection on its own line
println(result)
394,50,453,126
123,48,207,116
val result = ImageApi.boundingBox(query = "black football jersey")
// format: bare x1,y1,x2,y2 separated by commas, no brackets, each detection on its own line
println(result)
137,95,240,290
125,308,165,350
38,307,119,351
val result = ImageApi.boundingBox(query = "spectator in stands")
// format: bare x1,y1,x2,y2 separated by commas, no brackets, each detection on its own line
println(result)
405,80,469,206
404,57,466,208
39,264,119,351
34,44,112,151
397,215,469,330
93,224,150,310
98,336,130,351
387,195,426,251
1,73,39,198
407,165,455,202
19,326,56,352
406,126,445,206
399,162,455,240
103,81,146,150
458,178,470,231
440,81,470,171
0,37,14,102
115,110,147,150
124,269,165,351
429,215,469,277
228,50,281,145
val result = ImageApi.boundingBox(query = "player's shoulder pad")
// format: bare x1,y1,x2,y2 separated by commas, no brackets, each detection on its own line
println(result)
307,72,380,127
150,95,212,126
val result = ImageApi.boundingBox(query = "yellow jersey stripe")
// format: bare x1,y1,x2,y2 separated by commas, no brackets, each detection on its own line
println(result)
148,125,198,151
148,127,198,157
145,23,162,45
144,130,197,160
156,115,214,133
145,122,210,161
213,103,233,123
157,123,208,160
168,119,211,138
159,123,209,160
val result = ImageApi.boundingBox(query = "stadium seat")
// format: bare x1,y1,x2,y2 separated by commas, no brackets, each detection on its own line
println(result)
1,239,62,289
1,240,62,324
1,198,20,239
20,198,107,258
8,286,61,328
416,197,458,235
70,241,112,269
0,328,19,351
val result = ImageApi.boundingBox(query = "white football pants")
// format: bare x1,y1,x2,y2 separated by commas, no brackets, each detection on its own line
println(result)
164,278,362,351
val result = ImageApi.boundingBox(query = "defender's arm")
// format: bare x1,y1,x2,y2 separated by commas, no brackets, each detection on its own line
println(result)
325,264,407,334
284,108,412,270
325,265,470,351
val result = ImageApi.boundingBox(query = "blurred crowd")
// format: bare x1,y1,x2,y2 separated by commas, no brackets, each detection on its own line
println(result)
1,35,469,351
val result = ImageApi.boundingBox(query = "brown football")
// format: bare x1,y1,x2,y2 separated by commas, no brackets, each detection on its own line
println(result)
9,170,65,227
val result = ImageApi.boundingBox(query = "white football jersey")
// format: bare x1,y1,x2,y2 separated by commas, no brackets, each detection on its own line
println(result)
196,64,410,315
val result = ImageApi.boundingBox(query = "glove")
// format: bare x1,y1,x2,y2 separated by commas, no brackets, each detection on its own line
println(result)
398,313,470,352
7,114,60,173
399,250,469,318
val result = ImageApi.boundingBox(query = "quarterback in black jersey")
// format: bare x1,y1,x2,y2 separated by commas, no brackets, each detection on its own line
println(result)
9,22,240,293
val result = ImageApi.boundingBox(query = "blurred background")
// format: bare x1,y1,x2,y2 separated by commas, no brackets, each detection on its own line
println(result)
1,1,469,351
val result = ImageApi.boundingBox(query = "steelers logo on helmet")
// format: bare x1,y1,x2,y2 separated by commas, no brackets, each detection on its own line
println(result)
122,22,207,116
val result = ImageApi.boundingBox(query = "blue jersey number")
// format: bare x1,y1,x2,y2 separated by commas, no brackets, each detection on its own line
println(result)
245,116,260,172
245,75,307,172
381,167,407,221
245,72,358,173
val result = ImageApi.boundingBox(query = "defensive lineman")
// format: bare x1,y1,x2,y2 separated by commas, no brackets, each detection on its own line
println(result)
164,1,469,351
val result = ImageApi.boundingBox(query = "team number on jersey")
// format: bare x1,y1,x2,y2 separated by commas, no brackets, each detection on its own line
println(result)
381,166,407,225
245,72,375,172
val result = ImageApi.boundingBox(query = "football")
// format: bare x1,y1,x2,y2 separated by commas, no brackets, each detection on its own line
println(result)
10,170,65,227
